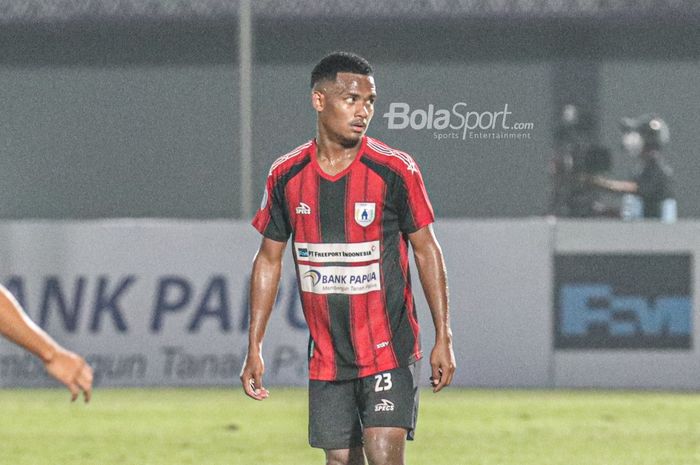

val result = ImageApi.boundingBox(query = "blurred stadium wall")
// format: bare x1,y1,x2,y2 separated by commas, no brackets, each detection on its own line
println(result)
0,0,698,218
0,219,698,390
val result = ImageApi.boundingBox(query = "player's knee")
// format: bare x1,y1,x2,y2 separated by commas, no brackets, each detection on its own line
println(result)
325,448,364,465
363,428,406,465
325,456,361,465
365,449,403,465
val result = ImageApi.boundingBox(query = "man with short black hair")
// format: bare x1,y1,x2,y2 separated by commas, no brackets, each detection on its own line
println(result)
241,51,455,465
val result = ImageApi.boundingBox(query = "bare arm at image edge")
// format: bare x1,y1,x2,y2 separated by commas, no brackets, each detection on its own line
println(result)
0,285,93,402
409,225,456,393
240,237,287,400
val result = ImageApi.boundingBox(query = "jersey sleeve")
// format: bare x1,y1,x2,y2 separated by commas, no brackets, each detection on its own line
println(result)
398,162,435,234
251,174,292,242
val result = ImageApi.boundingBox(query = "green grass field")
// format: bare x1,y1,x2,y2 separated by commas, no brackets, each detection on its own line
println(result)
1,388,699,465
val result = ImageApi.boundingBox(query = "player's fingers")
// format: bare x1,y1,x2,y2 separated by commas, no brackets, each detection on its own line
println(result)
434,368,448,392
437,357,457,391
430,364,441,390
77,373,92,403
443,366,455,388
253,374,267,398
430,364,440,380
70,362,91,402
241,373,264,400
67,382,80,402
241,375,257,399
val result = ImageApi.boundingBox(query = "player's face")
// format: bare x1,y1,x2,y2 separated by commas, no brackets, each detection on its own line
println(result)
313,72,376,147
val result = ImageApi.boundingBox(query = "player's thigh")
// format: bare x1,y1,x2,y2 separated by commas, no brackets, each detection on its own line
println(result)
309,379,363,450
357,365,419,437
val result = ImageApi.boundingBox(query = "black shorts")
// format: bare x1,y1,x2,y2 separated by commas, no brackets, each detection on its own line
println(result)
308,364,419,450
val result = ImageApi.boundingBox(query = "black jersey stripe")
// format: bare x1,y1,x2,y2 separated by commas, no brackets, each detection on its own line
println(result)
381,228,417,368
361,168,380,372
361,156,418,233
265,156,311,240
298,164,323,374
362,157,418,368
319,177,347,242
318,177,358,379
377,180,399,368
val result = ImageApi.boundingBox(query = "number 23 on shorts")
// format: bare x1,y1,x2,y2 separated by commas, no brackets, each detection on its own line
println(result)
374,373,392,392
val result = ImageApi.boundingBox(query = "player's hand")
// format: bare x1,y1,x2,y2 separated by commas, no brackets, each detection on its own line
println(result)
240,352,270,401
429,335,456,393
44,347,93,403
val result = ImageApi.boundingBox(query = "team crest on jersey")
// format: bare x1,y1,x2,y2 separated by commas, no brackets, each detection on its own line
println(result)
354,202,375,227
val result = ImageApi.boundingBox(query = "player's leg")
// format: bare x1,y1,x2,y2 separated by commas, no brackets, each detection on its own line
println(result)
325,446,366,465
309,378,365,464
357,364,420,465
362,427,406,465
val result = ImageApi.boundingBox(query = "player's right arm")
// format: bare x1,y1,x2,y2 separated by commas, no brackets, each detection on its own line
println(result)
240,236,287,401
0,284,93,402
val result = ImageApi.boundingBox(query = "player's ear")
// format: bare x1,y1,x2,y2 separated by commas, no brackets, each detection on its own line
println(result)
311,89,324,112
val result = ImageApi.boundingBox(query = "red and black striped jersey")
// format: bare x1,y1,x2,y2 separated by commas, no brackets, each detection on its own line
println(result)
252,136,435,381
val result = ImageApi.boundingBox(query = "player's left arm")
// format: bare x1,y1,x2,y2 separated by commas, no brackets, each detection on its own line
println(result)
408,225,455,393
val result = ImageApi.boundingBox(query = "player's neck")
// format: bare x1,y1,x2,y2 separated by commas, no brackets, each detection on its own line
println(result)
315,132,362,175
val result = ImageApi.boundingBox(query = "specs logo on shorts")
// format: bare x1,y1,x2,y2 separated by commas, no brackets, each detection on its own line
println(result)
296,202,311,215
374,399,395,412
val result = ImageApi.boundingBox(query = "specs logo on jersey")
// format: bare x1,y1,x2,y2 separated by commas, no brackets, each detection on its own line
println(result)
374,399,395,412
296,202,311,215
298,248,309,258
354,202,376,227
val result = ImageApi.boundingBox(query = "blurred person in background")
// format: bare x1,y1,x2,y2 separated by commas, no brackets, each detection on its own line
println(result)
584,114,676,221
240,51,455,465
0,284,93,402
548,104,616,217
